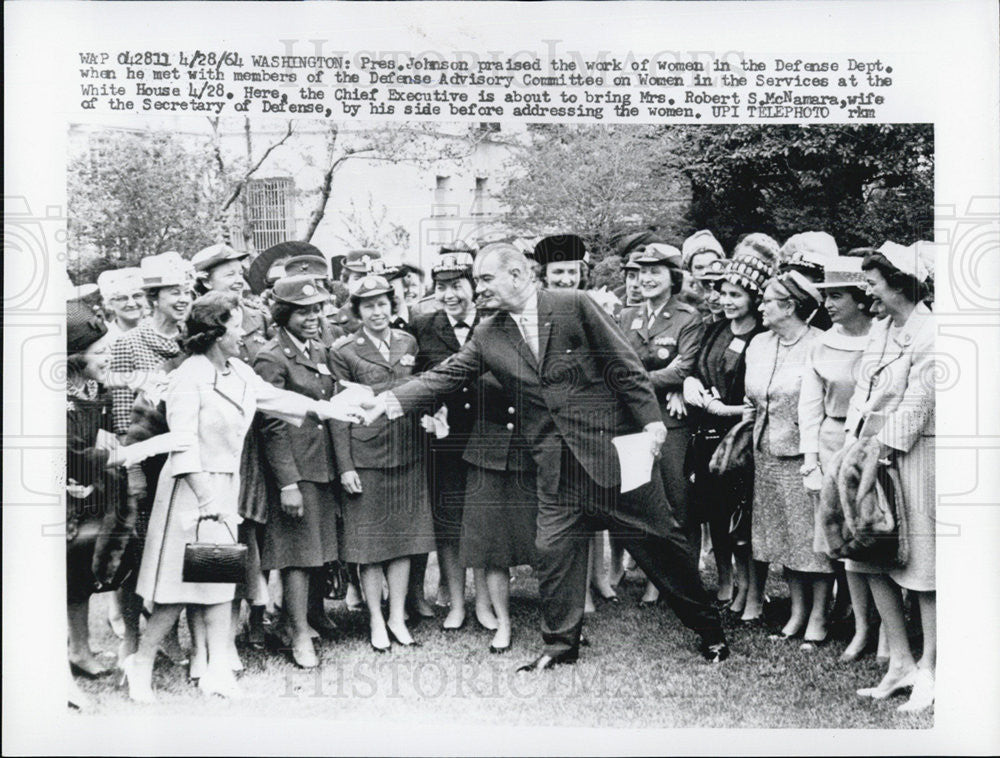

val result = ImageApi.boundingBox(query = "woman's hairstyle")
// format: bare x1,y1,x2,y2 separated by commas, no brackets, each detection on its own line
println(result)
182,291,239,354
861,252,928,305
66,352,90,378
349,290,398,319
270,300,298,329
539,260,590,290
771,274,820,323
718,276,764,314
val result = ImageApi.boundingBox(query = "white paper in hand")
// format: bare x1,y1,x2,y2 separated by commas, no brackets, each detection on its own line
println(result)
611,431,656,494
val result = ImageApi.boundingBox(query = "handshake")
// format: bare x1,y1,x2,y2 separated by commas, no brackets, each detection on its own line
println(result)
313,383,390,425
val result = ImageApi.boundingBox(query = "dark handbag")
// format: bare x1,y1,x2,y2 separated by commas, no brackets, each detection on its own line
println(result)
323,560,350,600
182,517,248,584
684,424,724,479
708,419,754,477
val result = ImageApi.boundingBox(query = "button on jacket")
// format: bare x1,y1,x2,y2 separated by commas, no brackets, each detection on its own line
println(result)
409,308,478,439
329,328,426,471
252,329,339,487
618,298,705,429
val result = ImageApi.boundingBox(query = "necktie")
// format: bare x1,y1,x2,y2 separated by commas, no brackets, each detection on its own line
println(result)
518,314,539,359
376,338,390,361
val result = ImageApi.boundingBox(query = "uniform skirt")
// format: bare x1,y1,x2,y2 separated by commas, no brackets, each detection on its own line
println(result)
459,466,538,570
135,461,241,609
428,446,468,546
262,480,340,571
340,461,435,564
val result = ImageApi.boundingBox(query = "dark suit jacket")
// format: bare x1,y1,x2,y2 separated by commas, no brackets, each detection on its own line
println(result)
252,329,338,487
462,372,532,473
329,328,426,471
392,289,663,498
619,299,705,430
410,309,478,440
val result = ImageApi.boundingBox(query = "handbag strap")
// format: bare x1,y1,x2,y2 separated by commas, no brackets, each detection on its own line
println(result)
194,515,237,544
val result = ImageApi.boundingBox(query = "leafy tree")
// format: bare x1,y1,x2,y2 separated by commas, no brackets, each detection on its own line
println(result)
68,130,228,280
497,125,692,261
673,124,933,251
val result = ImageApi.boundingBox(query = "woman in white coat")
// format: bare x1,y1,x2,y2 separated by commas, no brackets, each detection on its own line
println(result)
123,292,361,701
846,243,936,712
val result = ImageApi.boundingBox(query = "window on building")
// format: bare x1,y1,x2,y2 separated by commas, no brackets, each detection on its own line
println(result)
246,177,295,252
472,177,489,217
433,175,455,217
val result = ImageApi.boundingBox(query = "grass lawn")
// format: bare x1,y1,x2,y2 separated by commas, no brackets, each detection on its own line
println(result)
73,561,932,729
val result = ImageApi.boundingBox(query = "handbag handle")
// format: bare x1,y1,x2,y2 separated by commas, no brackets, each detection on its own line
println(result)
194,515,237,544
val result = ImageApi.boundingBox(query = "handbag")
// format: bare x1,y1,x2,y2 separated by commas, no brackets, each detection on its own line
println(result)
708,418,754,477
323,560,350,600
182,516,248,584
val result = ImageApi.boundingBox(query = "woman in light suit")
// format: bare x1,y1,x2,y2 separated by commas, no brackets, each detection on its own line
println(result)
124,292,356,701
847,244,936,712
330,275,436,652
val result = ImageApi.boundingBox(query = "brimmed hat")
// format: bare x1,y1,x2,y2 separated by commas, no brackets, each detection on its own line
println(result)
343,249,382,274
696,257,728,282
877,241,930,282
534,234,587,268
283,254,329,279
780,231,838,279
349,274,393,300
815,256,866,289
140,252,195,289
272,275,330,307
681,230,725,270
439,239,479,257
431,252,474,282
67,299,108,353
247,241,324,295
722,252,776,298
623,251,644,272
774,270,823,311
97,267,143,300
614,230,663,258
633,243,683,267
191,243,248,273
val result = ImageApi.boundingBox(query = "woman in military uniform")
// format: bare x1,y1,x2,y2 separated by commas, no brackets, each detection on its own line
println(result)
618,243,706,606
329,275,436,651
253,275,342,668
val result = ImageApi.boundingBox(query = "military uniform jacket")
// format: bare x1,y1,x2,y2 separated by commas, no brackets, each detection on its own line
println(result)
239,303,275,362
392,289,662,496
462,372,532,472
410,309,478,440
329,328,426,471
252,329,339,487
619,298,705,429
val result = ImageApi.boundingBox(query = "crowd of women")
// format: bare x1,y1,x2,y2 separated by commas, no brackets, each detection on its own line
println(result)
65,225,936,712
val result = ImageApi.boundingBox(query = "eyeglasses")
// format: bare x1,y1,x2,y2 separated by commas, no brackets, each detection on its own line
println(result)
109,293,145,303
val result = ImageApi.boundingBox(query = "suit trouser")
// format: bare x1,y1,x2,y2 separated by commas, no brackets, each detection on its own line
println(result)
658,425,698,540
535,446,724,657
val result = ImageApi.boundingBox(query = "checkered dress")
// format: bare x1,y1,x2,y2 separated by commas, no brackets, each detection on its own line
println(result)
109,321,182,434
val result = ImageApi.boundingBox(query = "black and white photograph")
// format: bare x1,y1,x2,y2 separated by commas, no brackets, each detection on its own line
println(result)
4,1,1000,755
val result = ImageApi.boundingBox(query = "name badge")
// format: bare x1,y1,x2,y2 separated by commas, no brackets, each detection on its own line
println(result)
317,363,331,376
727,338,747,354
630,317,644,331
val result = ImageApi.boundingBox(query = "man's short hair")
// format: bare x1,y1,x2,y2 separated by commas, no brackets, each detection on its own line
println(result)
476,242,528,273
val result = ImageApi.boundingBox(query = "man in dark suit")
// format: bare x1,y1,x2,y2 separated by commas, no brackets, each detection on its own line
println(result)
367,243,728,668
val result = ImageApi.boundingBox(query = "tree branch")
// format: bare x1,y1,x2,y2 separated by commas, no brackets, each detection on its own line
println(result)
219,120,295,215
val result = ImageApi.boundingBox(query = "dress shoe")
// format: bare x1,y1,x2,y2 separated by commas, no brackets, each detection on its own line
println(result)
386,624,421,648
291,638,319,669
370,641,391,654
69,657,112,679
516,650,578,672
699,639,731,663
489,643,510,655
188,656,208,682
119,655,156,703
897,669,934,712
857,667,917,699
475,609,499,631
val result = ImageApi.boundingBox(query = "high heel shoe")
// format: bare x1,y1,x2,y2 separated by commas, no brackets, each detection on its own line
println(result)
857,668,917,699
386,624,421,648
188,656,207,682
370,640,391,654
897,669,934,712
119,655,156,703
